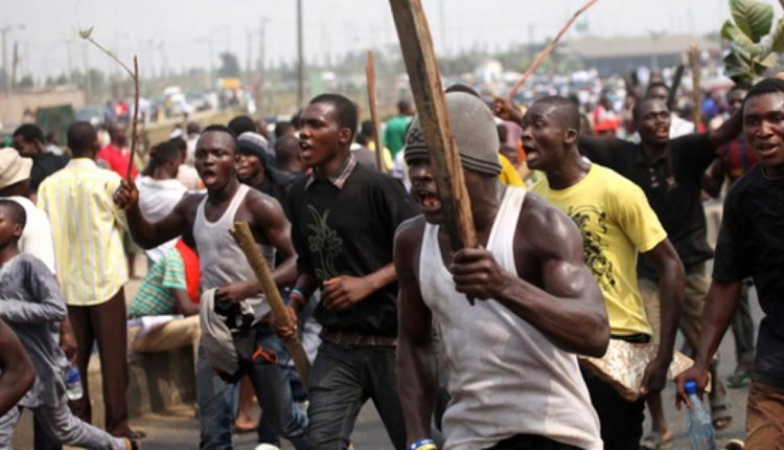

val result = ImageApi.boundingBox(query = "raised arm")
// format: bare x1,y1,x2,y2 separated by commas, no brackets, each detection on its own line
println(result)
706,109,742,149
0,319,34,416
450,197,609,357
394,218,437,445
112,179,194,249
639,239,684,395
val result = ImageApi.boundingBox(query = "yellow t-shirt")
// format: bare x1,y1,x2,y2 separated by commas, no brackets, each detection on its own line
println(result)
498,154,524,187
531,163,667,336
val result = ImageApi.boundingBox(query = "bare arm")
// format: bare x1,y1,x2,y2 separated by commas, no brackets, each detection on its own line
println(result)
322,262,397,311
675,280,742,406
0,320,34,416
639,239,685,395
172,288,199,316
701,158,725,199
706,109,742,149
450,200,610,357
394,218,437,444
113,179,195,249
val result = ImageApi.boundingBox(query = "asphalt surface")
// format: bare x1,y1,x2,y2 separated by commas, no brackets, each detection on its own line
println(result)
125,288,759,450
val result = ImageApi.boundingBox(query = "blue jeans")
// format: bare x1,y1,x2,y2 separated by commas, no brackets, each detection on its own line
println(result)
307,341,406,450
196,325,308,450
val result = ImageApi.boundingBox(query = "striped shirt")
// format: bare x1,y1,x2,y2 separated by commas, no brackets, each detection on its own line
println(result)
38,158,128,306
128,247,186,317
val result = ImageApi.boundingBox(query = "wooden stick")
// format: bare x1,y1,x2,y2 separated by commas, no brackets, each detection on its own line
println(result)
505,0,599,102
688,44,702,131
229,222,311,390
389,0,476,250
127,55,140,181
365,51,387,173
667,64,685,112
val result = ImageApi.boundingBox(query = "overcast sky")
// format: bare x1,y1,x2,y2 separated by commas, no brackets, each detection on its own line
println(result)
5,0,782,80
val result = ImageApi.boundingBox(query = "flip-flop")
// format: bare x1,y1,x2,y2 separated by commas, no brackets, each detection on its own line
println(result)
639,430,673,449
711,402,733,430
727,370,751,389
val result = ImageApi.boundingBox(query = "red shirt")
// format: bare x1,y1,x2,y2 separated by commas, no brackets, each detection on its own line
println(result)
97,144,138,179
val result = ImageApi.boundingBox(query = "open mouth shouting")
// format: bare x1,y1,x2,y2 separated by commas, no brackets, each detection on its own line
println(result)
756,141,781,159
299,141,314,161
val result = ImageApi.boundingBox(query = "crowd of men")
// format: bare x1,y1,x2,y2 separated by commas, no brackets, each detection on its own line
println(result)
0,70,782,450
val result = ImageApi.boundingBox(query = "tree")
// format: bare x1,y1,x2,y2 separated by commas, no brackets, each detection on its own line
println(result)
18,75,33,89
721,0,784,84
218,52,241,78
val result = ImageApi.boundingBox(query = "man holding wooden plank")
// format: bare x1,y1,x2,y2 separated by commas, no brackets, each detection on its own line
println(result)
395,91,606,450
112,125,308,450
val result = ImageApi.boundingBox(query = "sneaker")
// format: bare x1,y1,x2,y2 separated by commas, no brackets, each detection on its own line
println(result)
254,444,280,450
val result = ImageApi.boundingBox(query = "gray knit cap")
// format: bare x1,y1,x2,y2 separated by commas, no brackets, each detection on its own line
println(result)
404,92,501,176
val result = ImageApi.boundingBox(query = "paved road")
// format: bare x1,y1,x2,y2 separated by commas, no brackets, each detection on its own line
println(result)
127,287,760,450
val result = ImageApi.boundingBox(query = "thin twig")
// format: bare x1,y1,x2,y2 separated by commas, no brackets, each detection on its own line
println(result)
128,56,140,181
79,27,140,181
505,0,599,102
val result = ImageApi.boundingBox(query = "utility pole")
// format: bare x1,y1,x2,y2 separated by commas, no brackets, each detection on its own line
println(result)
83,43,91,102
257,18,268,115
297,0,305,108
246,29,252,79
11,41,18,90
66,41,73,84
1,25,24,96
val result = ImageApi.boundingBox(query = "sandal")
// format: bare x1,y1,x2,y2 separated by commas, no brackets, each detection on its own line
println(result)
724,439,744,450
727,370,751,389
710,401,733,430
639,430,672,449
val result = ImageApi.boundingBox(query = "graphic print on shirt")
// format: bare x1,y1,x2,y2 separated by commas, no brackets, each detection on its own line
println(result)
567,204,617,291
306,205,343,280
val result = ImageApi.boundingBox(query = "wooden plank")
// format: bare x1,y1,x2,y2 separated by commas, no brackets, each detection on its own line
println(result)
389,0,476,250
229,222,310,390
505,0,599,102
689,44,702,131
365,51,387,172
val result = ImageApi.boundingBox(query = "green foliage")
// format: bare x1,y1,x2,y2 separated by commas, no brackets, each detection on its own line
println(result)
722,0,783,84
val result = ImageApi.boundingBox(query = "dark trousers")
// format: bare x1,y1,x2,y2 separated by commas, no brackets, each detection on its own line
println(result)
581,367,644,450
33,416,61,450
67,288,130,437
307,341,406,450
484,435,580,450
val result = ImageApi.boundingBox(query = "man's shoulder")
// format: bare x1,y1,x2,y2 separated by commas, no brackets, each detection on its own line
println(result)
725,165,763,203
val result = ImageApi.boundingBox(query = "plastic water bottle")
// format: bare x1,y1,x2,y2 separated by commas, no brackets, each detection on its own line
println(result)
685,380,717,450
65,365,83,401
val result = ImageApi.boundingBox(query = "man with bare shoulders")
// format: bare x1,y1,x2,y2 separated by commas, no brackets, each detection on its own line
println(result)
395,91,608,450
113,125,307,449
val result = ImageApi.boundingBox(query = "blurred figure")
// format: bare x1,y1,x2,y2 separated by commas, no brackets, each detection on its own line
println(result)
11,124,69,198
384,99,414,158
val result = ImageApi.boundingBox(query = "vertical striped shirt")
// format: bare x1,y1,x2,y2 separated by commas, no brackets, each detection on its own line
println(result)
38,158,128,306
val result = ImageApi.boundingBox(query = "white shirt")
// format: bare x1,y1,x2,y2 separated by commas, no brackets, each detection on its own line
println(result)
6,196,57,274
136,176,187,262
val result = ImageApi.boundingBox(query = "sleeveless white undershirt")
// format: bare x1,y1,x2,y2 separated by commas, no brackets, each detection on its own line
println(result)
194,184,275,319
419,186,602,450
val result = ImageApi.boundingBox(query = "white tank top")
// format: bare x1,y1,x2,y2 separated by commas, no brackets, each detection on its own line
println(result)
194,184,275,319
419,187,602,450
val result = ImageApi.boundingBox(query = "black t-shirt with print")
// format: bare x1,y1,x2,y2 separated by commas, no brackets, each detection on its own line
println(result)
286,162,419,337
579,134,716,278
713,165,784,389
